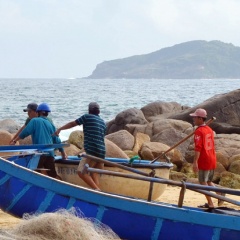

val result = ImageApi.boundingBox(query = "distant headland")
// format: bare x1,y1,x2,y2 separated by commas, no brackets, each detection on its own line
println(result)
85,40,240,79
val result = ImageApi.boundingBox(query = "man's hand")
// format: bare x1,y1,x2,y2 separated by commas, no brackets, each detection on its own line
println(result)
192,162,198,172
61,151,68,160
53,129,61,137
9,140,16,145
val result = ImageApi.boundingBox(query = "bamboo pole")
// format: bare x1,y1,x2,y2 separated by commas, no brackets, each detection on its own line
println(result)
150,117,216,163
83,153,240,195
85,165,240,207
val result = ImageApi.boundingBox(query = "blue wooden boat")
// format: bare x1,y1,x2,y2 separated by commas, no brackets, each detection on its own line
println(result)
1,144,240,240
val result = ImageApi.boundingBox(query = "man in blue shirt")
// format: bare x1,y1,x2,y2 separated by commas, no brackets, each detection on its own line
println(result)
10,103,38,144
10,103,54,144
14,103,67,179
54,102,106,190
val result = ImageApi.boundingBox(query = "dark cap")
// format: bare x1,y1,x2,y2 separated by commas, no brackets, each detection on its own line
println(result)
23,103,38,112
88,102,100,111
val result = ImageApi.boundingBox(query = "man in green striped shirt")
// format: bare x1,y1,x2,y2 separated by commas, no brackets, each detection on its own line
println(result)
54,102,106,190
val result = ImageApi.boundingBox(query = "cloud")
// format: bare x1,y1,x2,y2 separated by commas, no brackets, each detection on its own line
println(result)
0,0,240,78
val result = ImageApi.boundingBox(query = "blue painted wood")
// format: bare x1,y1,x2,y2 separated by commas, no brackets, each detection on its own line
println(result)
0,156,240,240
0,143,69,152
55,155,172,168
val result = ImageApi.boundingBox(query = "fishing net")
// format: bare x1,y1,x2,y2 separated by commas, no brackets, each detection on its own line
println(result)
0,208,120,240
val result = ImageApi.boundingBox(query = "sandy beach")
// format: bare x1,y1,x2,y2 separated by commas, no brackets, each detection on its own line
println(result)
0,185,239,230
0,210,21,229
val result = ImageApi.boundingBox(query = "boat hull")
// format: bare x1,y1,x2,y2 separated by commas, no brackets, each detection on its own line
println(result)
0,157,240,240
55,157,170,200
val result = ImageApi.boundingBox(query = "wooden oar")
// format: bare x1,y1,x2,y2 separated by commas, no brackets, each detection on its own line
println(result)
85,165,240,206
150,117,216,164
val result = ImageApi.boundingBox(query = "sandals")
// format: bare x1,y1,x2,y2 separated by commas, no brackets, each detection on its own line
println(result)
198,203,214,209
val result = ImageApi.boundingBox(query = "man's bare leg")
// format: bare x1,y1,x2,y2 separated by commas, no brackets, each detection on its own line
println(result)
208,181,225,206
201,182,214,208
91,163,104,188
78,171,100,190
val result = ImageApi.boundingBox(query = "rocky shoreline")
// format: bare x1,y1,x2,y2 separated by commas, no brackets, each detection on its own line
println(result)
1,89,240,189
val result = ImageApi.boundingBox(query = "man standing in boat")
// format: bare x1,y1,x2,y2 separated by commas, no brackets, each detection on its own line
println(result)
10,102,54,144
12,103,67,179
9,103,38,144
54,102,106,191
190,108,217,208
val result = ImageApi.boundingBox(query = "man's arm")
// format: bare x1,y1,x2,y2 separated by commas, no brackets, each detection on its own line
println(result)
53,121,78,136
9,125,26,144
193,151,200,172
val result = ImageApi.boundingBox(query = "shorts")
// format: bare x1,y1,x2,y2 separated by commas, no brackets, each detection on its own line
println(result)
77,156,104,174
198,170,214,183
37,155,57,178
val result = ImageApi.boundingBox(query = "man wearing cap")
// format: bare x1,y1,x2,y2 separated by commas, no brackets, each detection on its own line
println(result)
12,103,67,179
190,108,217,208
10,103,38,144
54,102,106,190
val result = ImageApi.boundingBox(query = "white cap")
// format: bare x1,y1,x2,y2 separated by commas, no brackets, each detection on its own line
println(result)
189,108,207,118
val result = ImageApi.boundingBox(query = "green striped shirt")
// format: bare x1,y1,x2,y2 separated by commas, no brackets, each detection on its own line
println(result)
75,114,106,158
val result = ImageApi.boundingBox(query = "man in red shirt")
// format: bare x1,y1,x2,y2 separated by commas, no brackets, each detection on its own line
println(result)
190,108,217,208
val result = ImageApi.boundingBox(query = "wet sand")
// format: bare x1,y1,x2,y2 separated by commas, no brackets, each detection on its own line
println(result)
0,185,239,230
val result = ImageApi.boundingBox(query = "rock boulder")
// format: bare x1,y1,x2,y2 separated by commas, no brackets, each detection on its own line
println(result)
105,139,129,159
68,130,84,150
169,89,240,133
105,130,134,151
106,108,148,134
140,101,183,121
0,119,21,134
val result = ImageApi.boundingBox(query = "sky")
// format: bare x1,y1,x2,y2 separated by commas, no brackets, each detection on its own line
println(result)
1,0,240,78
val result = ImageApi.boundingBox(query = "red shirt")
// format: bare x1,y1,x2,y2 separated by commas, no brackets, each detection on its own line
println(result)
194,125,216,170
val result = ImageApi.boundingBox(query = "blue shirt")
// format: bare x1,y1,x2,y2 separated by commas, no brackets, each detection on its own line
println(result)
19,116,63,156
75,114,106,158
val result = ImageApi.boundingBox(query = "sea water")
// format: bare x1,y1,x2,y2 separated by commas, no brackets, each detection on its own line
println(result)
0,78,239,139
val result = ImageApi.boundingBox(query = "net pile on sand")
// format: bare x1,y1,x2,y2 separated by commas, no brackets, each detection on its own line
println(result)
0,208,120,240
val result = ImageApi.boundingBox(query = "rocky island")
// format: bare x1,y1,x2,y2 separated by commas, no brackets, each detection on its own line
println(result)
86,40,240,79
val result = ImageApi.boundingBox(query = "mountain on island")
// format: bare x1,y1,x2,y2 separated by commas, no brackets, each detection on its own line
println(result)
86,40,240,79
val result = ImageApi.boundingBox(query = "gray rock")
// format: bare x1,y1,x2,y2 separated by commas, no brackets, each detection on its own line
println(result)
169,89,240,134
0,119,21,133
132,132,150,154
105,130,134,151
107,108,148,134
55,144,81,156
141,101,183,121
105,139,129,159
170,171,187,181
68,130,84,150
151,127,192,155
228,160,240,175
219,171,240,189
